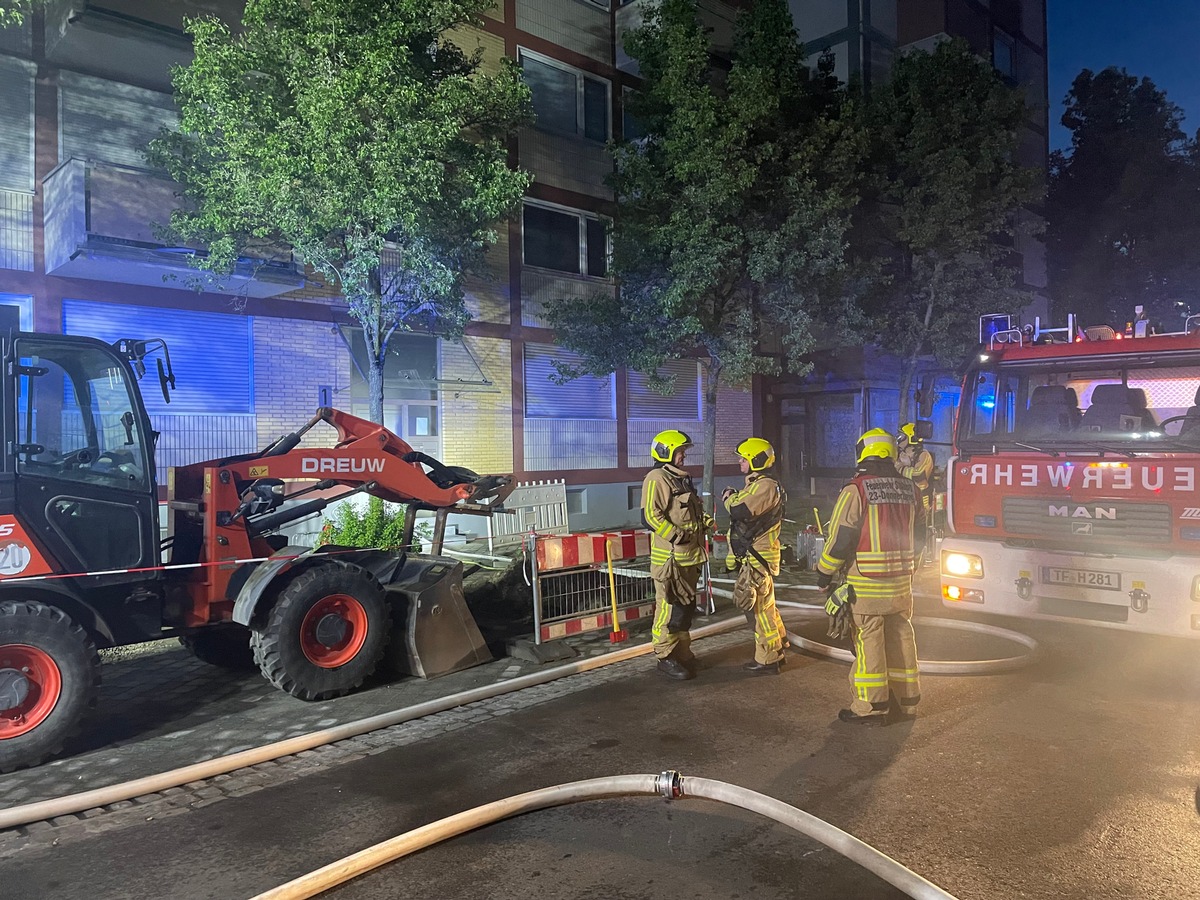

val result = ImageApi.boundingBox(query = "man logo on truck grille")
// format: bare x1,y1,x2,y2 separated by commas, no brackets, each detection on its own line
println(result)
1071,522,1093,535
1048,504,1116,520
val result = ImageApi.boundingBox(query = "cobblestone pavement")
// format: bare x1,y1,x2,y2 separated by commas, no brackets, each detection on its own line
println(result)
0,618,755,861
0,565,887,857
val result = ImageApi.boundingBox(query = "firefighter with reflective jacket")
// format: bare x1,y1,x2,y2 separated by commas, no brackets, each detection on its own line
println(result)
818,428,925,724
896,422,934,513
642,429,712,681
723,437,788,675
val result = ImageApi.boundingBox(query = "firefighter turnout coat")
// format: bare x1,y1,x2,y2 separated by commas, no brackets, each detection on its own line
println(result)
817,461,924,615
899,446,934,511
817,459,925,713
642,463,708,575
641,462,708,660
725,472,787,665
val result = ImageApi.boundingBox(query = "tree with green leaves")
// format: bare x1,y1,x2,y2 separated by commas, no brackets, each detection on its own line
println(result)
853,38,1038,421
1047,67,1200,329
546,0,861,507
0,1,44,28
147,0,532,424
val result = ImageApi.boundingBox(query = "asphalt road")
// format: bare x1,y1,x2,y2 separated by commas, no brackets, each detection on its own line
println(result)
3,599,1199,900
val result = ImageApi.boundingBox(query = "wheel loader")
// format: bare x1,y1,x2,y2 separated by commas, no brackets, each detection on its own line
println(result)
0,321,514,772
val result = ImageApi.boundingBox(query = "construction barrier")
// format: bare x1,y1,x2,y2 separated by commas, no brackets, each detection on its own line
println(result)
488,480,570,550
526,530,657,644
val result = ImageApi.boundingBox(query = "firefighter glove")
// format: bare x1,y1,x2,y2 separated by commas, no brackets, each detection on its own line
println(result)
825,583,855,641
824,583,853,617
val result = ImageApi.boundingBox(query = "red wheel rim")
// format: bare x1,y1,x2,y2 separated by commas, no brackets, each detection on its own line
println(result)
0,644,63,739
299,594,369,667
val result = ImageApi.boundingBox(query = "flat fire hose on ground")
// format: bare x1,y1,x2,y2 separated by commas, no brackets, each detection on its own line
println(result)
248,772,962,900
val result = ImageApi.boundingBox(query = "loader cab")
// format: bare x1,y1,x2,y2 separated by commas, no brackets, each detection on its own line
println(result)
4,331,161,579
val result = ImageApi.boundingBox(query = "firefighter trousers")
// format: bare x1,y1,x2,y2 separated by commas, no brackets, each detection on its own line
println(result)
848,611,920,715
651,564,701,660
737,566,786,665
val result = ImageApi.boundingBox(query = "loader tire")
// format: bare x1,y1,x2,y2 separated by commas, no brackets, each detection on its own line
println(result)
179,624,256,671
251,564,390,701
0,600,100,773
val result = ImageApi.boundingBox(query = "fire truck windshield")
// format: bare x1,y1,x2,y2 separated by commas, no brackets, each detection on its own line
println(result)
959,359,1200,449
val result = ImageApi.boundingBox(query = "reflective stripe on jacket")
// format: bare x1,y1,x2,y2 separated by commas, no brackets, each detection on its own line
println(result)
817,470,921,616
642,463,707,570
724,473,783,575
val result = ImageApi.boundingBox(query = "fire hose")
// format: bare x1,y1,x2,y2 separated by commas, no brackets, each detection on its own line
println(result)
248,772,961,900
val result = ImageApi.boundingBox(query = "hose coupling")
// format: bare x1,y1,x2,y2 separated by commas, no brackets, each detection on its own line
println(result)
656,770,684,800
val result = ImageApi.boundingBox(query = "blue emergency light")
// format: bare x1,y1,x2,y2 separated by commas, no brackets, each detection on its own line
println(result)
979,314,1012,346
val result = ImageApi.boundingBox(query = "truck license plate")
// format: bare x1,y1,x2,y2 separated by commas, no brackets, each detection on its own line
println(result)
1040,567,1122,591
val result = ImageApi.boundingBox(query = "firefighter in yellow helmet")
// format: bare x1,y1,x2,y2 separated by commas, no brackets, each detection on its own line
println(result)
896,422,934,513
817,428,925,724
722,437,788,675
641,429,713,680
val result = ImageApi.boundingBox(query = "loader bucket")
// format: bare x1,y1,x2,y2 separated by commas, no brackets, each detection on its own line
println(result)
384,557,492,678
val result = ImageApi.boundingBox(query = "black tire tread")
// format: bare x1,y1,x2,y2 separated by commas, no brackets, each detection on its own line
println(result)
179,625,256,671
251,563,390,701
0,600,101,774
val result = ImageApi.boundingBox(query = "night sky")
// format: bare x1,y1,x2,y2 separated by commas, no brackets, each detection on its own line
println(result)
1048,1,1200,151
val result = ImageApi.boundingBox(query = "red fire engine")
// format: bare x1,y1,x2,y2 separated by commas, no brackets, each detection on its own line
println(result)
941,311,1200,638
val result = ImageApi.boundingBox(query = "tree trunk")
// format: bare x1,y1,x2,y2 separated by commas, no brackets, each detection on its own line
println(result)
702,359,721,516
368,353,385,425
900,262,943,423
898,357,916,423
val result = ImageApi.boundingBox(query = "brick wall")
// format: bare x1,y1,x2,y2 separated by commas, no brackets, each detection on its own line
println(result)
253,317,350,449
439,336,514,473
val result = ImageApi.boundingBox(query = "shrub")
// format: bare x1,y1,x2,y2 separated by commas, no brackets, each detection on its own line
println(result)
318,497,412,550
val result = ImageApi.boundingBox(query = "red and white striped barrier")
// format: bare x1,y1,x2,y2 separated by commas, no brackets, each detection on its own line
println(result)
539,601,656,642
534,529,651,572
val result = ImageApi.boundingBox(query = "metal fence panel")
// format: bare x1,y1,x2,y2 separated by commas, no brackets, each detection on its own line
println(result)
489,479,570,548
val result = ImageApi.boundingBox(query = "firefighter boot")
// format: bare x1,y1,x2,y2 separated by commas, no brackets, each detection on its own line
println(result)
837,708,887,726
886,691,917,723
657,653,695,681
742,660,781,675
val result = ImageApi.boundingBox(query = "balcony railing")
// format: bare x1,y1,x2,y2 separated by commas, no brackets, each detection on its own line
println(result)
43,158,305,298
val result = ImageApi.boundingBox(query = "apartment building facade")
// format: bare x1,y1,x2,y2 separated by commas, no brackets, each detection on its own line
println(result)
0,0,756,533
776,0,1050,499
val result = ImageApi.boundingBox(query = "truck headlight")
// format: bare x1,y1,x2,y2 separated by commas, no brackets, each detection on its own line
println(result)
942,551,983,578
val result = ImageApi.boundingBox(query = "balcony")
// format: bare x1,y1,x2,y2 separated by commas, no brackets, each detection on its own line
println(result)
43,159,305,298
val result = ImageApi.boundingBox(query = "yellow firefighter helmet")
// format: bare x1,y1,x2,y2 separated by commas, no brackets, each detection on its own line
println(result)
898,422,923,447
856,428,896,463
736,437,776,472
651,429,693,464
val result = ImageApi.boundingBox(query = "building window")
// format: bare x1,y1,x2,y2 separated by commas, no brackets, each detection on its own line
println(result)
628,360,701,419
993,31,1016,80
524,343,614,419
519,49,610,142
344,329,441,456
566,488,587,515
621,87,646,142
523,202,609,277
